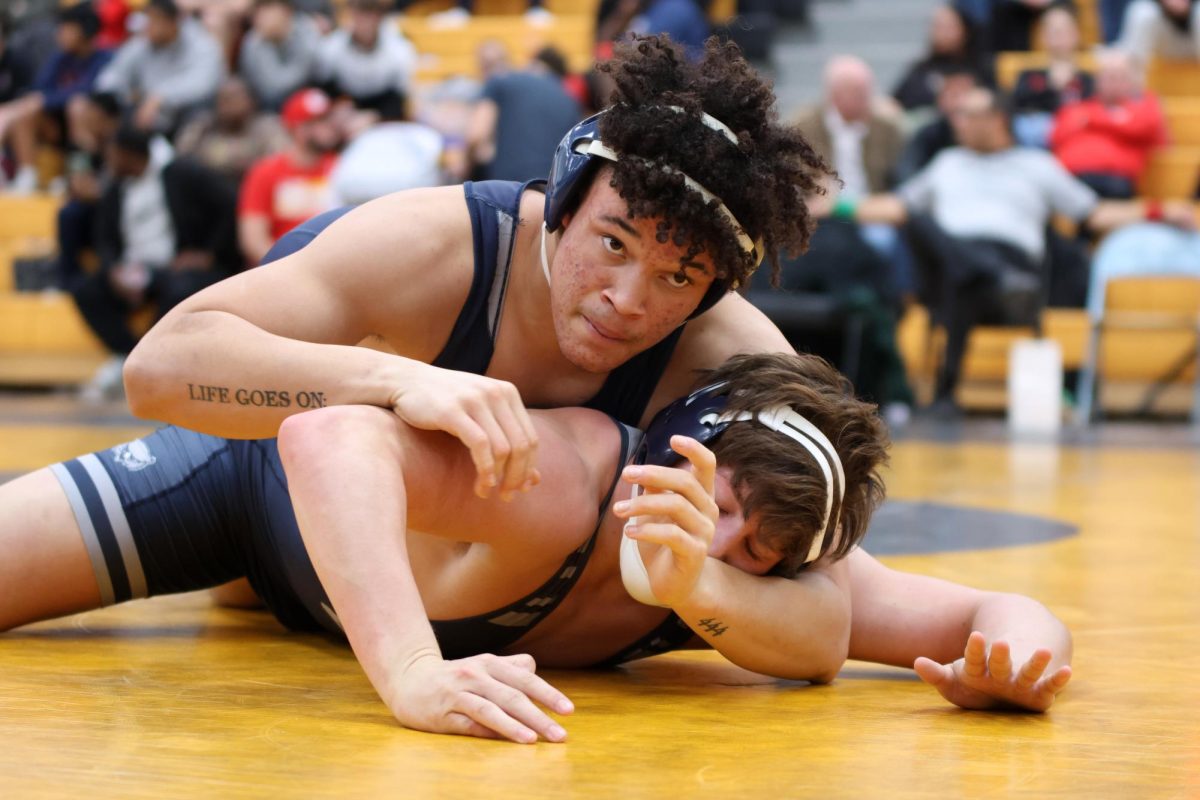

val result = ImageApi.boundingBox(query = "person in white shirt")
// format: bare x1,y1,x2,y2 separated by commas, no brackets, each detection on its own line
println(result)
315,0,417,114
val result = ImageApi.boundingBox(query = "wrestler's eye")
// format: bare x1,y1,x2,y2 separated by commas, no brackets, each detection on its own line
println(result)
743,538,764,562
666,271,694,289
601,235,624,254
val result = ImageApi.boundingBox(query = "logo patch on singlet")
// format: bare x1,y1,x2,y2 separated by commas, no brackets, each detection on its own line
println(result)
111,440,158,472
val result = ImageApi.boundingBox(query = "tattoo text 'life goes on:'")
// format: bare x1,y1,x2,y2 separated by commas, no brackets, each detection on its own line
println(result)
187,383,327,409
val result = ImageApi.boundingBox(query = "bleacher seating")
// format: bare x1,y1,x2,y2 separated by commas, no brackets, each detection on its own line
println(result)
0,195,108,386
1077,276,1200,422
400,14,595,83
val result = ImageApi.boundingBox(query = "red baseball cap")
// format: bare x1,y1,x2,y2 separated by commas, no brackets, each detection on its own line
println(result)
281,88,332,130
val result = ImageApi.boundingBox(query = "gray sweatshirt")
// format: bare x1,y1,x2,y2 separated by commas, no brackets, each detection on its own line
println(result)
239,13,322,111
97,18,225,121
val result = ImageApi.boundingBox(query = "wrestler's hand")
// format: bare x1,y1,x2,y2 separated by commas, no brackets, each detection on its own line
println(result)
914,631,1073,712
390,652,573,744
613,435,719,608
389,364,541,501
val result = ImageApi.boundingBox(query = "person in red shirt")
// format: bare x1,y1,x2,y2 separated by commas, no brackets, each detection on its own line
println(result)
1049,48,1169,199
237,87,341,266
94,0,132,50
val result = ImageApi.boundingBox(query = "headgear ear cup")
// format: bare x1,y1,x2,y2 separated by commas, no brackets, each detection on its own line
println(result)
544,112,607,233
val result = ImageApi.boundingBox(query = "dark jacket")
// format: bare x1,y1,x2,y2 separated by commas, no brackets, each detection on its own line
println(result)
96,156,240,274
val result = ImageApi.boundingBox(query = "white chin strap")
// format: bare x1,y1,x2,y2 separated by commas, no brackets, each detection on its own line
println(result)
620,406,846,608
540,223,552,286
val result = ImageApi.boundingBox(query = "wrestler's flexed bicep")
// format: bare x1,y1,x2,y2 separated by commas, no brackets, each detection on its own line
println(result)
124,187,476,439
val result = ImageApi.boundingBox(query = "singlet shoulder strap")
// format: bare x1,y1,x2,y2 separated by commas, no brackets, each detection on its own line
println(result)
431,415,637,660
432,180,541,374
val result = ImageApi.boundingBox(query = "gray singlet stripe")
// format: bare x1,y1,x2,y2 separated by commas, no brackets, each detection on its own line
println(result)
78,454,148,599
486,208,515,337
49,462,117,606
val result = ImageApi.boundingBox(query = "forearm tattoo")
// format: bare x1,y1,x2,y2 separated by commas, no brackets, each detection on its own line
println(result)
698,618,729,637
187,383,327,409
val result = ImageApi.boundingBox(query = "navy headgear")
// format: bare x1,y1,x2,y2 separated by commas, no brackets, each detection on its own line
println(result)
543,110,762,319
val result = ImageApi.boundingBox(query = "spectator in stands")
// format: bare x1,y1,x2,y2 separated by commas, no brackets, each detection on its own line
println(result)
794,56,905,199
1049,48,1167,198
330,92,444,205
793,56,914,299
0,14,38,191
465,48,582,182
894,66,978,182
0,5,113,194
1012,5,1095,147
239,0,322,111
988,0,1076,52
630,0,711,61
175,75,289,189
95,0,225,135
596,0,710,62
856,88,1157,412
71,125,239,401
749,183,915,425
893,4,993,115
1120,0,1200,61
1100,0,1136,41
476,39,511,83
531,45,592,111
95,0,133,50
54,92,124,291
316,0,417,115
177,0,256,68
238,87,340,265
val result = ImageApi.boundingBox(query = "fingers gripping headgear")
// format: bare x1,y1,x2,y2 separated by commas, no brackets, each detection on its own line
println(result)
543,109,764,319
619,382,846,606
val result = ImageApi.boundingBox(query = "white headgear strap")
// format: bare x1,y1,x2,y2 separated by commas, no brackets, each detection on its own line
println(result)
620,405,846,607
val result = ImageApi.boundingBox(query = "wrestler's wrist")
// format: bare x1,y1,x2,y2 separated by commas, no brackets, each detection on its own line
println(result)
668,558,724,618
373,355,434,411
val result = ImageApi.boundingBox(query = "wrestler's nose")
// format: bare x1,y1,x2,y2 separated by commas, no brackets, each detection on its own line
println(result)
601,269,648,318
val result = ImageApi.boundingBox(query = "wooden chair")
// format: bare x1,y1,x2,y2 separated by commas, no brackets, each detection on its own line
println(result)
1138,146,1200,198
1076,275,1200,423
399,15,594,82
0,194,59,242
1164,98,1200,147
1147,60,1200,100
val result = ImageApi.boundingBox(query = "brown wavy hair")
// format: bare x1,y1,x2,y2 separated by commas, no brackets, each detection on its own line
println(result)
700,352,890,577
595,35,831,289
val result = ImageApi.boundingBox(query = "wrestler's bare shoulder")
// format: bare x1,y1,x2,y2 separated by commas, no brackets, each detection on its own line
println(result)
177,186,479,361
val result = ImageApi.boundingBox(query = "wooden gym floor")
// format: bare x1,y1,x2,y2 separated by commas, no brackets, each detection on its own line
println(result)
0,393,1198,799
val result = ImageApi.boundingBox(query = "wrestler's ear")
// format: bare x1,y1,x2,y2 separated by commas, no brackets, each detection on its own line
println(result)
560,210,575,229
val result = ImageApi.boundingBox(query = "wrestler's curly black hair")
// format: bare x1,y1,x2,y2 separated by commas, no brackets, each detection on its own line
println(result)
596,35,831,288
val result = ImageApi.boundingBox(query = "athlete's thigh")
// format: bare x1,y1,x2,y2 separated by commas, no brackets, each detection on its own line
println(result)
0,469,99,631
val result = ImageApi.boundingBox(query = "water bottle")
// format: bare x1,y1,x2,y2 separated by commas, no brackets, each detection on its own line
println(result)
1008,338,1063,437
